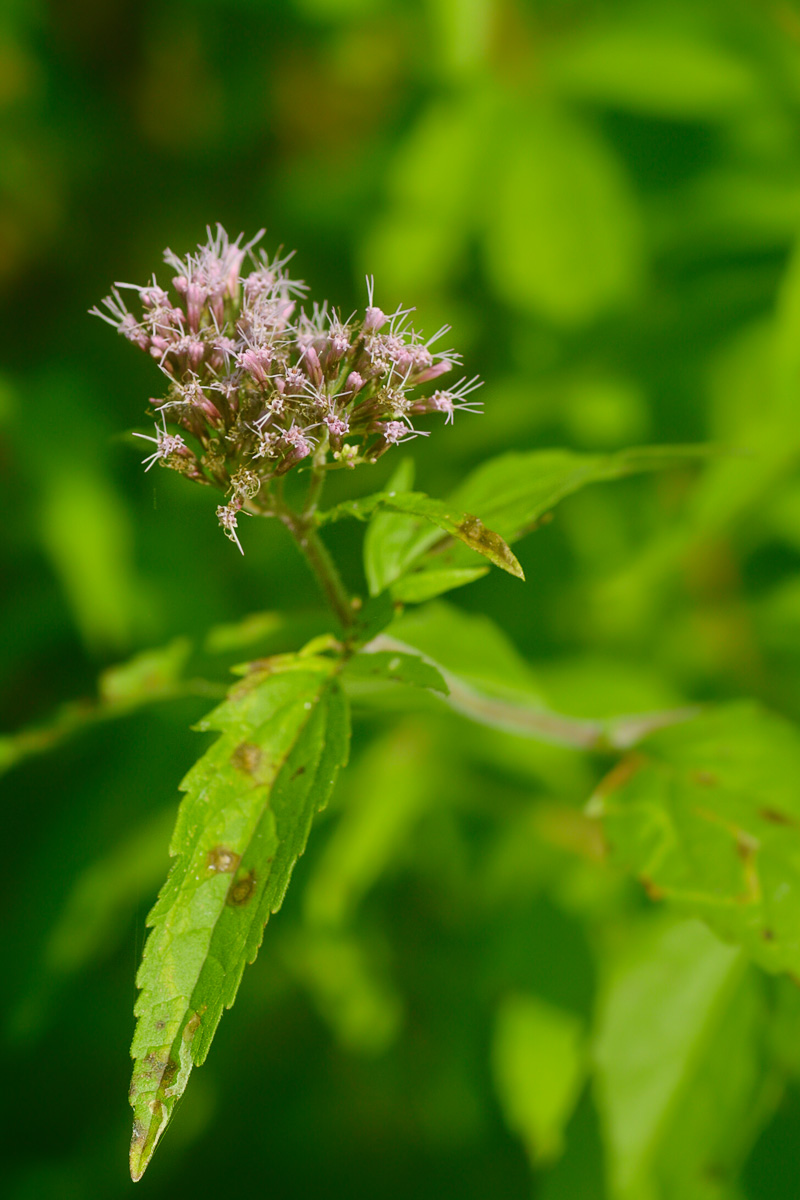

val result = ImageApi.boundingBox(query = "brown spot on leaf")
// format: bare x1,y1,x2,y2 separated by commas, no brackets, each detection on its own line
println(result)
457,515,524,578
736,831,760,861
227,870,257,906
692,770,718,787
291,764,306,781
759,807,799,828
762,928,775,941
231,741,262,774
143,1053,178,1085
735,831,761,903
183,1007,205,1043
155,1019,165,1031
641,876,665,901
207,845,241,874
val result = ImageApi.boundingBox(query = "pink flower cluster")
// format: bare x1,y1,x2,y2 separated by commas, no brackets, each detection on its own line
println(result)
92,226,482,551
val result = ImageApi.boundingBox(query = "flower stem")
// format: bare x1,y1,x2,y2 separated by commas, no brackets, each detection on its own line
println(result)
279,508,354,632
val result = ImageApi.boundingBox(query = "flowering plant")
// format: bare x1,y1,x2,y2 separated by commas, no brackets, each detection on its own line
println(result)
93,226,481,559
87,228,720,1180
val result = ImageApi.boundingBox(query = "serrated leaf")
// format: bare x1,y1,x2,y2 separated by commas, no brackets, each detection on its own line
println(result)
343,649,448,694
318,489,524,580
128,651,350,1181
594,919,765,1200
590,702,800,978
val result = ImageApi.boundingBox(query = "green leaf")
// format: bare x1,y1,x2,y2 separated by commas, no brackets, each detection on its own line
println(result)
390,566,490,603
98,638,192,705
128,649,350,1181
0,640,220,779
319,489,524,580
548,25,760,120
343,649,448,694
303,721,438,929
348,589,397,649
491,994,586,1166
485,107,642,326
451,445,718,544
379,446,715,600
380,603,695,751
390,602,545,706
363,457,418,595
593,919,765,1200
203,611,286,655
590,703,800,979
38,463,142,653
281,928,403,1055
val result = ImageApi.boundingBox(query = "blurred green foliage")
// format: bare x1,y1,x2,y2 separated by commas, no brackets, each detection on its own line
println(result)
5,0,800,1196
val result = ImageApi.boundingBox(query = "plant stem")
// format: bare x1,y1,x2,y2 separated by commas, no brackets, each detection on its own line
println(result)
279,508,354,632
302,441,329,521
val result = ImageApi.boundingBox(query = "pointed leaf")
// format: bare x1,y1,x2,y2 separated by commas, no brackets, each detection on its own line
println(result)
128,650,350,1180
491,994,586,1166
318,489,524,580
364,446,715,601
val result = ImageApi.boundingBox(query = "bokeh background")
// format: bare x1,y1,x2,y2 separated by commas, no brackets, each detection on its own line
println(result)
4,0,800,1196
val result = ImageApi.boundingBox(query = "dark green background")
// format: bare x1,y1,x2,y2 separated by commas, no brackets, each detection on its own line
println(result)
4,0,800,1196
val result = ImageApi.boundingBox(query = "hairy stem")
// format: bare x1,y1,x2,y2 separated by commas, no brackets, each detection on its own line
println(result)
280,508,354,632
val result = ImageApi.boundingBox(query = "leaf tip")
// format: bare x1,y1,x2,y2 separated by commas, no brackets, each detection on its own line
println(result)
129,1124,151,1182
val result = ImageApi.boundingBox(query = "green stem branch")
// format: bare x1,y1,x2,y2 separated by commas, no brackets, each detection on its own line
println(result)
280,508,354,632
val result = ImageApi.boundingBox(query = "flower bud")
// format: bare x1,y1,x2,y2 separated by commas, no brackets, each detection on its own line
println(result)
362,306,386,333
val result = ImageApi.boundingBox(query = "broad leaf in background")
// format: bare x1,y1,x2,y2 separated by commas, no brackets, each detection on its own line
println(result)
318,488,524,580
128,648,350,1181
281,927,404,1056
547,22,759,120
594,919,767,1200
303,720,439,930
382,603,695,751
590,703,800,980
375,446,715,601
491,993,586,1167
0,638,218,778
485,106,642,326
38,460,143,653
